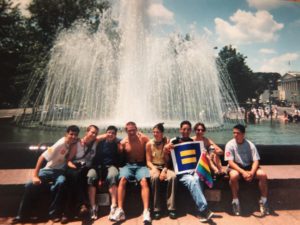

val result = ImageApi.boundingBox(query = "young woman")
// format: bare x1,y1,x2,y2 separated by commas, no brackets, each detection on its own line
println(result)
146,123,177,220
192,122,225,176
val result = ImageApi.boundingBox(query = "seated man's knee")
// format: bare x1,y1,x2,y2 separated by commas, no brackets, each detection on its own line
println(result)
119,177,127,186
229,170,240,181
256,169,268,180
140,178,149,188
87,169,98,185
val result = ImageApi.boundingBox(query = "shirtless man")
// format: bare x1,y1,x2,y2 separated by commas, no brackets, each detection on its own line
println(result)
111,121,151,223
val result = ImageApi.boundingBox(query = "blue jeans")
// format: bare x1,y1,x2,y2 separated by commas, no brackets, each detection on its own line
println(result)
17,169,66,218
178,172,207,213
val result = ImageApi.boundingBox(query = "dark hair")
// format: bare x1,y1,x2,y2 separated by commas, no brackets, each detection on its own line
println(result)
153,122,164,133
87,124,99,132
66,125,80,134
125,121,137,130
233,124,246,133
193,122,206,132
106,125,118,133
180,120,192,128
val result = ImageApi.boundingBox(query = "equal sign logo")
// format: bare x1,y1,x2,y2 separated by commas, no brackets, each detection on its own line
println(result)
171,141,203,174
180,149,197,164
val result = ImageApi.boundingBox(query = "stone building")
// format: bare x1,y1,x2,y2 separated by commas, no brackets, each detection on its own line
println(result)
278,71,300,105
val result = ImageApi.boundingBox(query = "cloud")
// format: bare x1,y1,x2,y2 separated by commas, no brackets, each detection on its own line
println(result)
203,27,213,36
247,0,286,10
215,10,284,45
148,2,174,25
260,53,299,73
259,48,277,54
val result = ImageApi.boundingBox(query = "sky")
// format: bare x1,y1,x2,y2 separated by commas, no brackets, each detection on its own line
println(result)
14,0,300,75
149,0,300,75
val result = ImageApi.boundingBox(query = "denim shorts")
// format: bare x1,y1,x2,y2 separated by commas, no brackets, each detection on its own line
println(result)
119,163,150,181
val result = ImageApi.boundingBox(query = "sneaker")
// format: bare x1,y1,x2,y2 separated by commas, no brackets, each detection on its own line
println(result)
49,215,61,223
168,210,177,219
199,208,214,222
143,209,151,223
259,200,270,216
111,208,126,221
153,211,161,220
11,216,26,224
90,206,98,220
108,205,117,221
232,202,241,216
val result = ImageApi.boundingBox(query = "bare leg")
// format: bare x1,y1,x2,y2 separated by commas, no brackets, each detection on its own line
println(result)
213,154,224,173
229,170,240,199
88,185,97,207
118,177,127,209
256,168,268,197
109,185,118,207
140,178,150,210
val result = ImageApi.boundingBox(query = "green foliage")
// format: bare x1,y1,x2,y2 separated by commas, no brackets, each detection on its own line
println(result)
0,0,110,108
28,0,110,46
0,0,27,107
218,45,256,104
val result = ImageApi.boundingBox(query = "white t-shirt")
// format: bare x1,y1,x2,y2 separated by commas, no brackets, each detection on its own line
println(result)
73,141,97,167
224,138,260,167
42,137,70,170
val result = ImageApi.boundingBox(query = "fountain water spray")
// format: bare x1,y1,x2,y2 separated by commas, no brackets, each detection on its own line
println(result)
19,0,242,129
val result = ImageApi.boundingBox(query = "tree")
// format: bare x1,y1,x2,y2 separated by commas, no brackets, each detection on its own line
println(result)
252,72,281,102
217,45,256,104
0,0,110,108
28,0,110,47
0,0,27,107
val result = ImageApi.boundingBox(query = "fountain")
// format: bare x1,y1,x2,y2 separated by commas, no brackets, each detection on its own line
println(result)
18,0,241,129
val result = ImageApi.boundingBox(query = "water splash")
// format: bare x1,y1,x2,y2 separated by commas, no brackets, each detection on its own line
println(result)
19,0,242,129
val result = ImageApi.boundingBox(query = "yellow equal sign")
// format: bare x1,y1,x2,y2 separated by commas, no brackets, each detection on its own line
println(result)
180,149,197,164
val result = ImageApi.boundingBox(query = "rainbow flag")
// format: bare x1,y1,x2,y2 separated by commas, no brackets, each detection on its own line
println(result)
195,152,213,188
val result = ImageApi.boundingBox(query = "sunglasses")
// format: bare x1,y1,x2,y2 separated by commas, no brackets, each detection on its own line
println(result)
196,129,205,132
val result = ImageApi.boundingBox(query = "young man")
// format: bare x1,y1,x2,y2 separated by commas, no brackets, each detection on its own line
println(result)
87,125,121,220
13,125,80,223
63,125,99,222
111,121,151,223
164,120,214,223
225,124,269,216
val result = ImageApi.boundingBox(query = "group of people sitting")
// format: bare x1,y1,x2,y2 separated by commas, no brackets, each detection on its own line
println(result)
12,121,270,224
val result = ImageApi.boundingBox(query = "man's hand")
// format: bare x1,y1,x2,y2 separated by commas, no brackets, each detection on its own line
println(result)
242,170,253,182
164,143,174,154
159,168,167,181
32,176,41,185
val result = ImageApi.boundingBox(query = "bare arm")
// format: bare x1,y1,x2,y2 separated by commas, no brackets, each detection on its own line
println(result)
32,155,45,185
163,142,174,155
250,160,260,178
207,138,223,155
146,142,155,170
96,133,108,142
